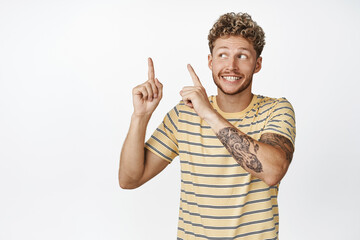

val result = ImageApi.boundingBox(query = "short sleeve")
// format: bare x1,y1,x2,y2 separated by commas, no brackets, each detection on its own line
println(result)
145,105,180,163
262,98,296,146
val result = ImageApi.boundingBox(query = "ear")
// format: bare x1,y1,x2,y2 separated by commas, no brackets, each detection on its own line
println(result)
254,56,262,73
208,54,213,70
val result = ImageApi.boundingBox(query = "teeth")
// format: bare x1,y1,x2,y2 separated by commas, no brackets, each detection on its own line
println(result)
223,76,241,82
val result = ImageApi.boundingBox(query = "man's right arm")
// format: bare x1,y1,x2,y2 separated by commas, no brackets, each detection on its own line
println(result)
118,58,168,189
119,114,169,189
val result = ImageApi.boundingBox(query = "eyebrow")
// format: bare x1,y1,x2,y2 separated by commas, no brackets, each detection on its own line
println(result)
216,46,251,52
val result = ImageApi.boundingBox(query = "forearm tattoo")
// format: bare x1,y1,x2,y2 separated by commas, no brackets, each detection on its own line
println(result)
216,127,263,173
259,133,294,162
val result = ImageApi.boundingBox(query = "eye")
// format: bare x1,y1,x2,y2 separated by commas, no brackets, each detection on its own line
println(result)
238,54,247,59
219,53,227,58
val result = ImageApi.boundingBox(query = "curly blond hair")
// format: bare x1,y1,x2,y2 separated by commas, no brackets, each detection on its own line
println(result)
208,12,265,58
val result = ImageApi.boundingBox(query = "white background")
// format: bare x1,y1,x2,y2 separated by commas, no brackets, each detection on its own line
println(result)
1,0,359,239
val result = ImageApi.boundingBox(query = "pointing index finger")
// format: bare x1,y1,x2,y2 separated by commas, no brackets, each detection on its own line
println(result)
148,57,155,81
187,64,203,87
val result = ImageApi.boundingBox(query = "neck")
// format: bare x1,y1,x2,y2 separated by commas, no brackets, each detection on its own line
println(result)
216,90,254,113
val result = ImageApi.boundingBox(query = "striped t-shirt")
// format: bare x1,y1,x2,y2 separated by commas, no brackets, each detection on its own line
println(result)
145,94,296,239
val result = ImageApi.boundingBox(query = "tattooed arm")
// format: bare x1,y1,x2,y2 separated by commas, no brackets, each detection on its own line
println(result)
217,127,263,173
259,133,294,163
215,122,294,186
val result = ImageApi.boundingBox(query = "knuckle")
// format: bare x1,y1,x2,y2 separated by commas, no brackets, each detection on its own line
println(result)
133,85,141,93
152,84,157,92
146,85,152,92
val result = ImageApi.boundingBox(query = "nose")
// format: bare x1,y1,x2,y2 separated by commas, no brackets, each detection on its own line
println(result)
226,57,238,71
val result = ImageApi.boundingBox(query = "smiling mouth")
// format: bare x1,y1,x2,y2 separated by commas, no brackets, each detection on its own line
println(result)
221,76,242,82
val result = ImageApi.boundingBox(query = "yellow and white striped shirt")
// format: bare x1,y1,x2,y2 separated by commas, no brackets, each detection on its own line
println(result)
145,94,296,239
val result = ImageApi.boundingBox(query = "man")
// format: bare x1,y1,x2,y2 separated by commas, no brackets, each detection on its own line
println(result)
119,12,296,239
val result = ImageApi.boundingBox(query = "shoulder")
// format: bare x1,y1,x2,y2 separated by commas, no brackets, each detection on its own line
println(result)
255,94,294,113
172,100,186,115
256,94,292,105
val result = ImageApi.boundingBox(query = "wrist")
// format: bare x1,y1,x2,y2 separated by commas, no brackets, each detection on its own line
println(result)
131,113,151,125
203,109,220,126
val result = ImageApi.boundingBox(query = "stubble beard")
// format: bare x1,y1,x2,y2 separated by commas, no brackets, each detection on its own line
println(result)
213,73,253,96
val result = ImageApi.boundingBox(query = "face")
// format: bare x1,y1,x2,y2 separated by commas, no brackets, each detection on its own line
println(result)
208,36,262,96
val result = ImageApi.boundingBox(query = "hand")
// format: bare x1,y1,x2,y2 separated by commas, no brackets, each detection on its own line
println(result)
180,64,215,120
132,58,163,117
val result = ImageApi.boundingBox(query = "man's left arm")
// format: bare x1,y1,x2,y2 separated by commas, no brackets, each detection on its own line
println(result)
214,123,294,186
180,64,294,186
